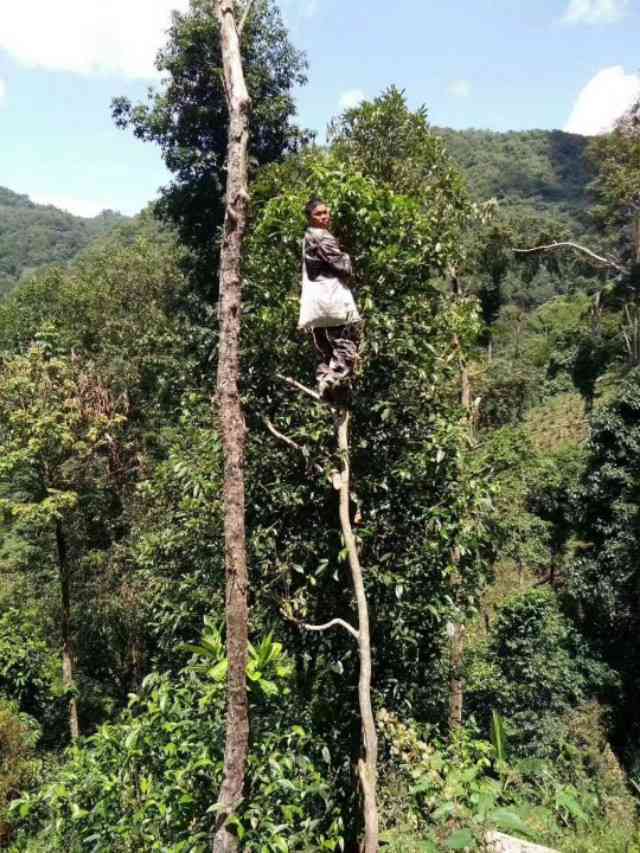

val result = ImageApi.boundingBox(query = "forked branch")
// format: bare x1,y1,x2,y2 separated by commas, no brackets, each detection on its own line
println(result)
238,0,257,38
262,416,323,475
513,241,626,274
268,380,379,848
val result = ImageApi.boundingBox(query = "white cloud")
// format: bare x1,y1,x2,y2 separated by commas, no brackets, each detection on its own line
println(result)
0,0,190,79
339,89,366,110
562,0,628,24
565,66,640,135
30,193,137,218
449,80,471,98
0,79,6,106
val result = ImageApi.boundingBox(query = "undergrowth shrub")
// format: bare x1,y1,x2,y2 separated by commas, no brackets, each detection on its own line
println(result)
9,628,343,852
376,709,640,852
465,589,617,757
0,700,41,849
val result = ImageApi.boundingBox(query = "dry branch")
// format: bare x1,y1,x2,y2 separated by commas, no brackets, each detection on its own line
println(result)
267,382,379,848
238,0,257,37
262,416,324,475
513,241,626,274
335,409,379,851
300,617,360,640
276,373,322,402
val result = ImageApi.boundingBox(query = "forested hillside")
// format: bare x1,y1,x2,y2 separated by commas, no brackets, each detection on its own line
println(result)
436,128,594,216
0,130,593,303
1,3,640,852
0,187,128,296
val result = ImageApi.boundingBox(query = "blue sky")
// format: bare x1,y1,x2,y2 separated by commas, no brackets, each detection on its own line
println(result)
0,0,638,217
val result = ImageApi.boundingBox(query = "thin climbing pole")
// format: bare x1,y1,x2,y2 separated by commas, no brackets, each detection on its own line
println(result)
335,407,379,852
272,376,380,850
212,1,254,851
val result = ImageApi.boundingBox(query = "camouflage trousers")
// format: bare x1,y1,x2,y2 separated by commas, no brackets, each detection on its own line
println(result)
311,323,362,402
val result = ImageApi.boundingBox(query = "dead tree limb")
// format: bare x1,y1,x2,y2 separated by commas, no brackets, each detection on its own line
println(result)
268,381,379,850
276,373,322,402
335,408,379,852
262,416,324,475
212,2,252,850
300,617,360,640
55,521,80,740
513,241,626,274
238,0,257,37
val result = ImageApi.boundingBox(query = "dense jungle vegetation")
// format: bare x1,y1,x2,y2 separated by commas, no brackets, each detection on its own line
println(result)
0,187,127,297
1,1,640,851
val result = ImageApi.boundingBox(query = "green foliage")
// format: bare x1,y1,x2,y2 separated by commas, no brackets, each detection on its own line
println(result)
0,608,63,745
242,128,495,840
466,590,615,756
122,395,226,669
588,99,640,236
4,68,639,851
0,186,127,296
112,0,307,288
10,630,343,852
0,225,207,737
0,700,41,848
490,710,508,765
329,86,469,214
246,148,494,731
437,128,594,219
569,368,640,763
378,709,638,851
0,346,128,526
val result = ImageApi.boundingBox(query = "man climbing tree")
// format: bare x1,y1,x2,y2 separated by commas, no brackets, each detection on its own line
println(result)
299,198,362,401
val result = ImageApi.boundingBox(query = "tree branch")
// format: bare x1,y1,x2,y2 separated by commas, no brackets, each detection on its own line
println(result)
335,408,378,848
513,241,626,274
238,0,257,38
276,373,322,402
301,617,360,640
262,416,324,474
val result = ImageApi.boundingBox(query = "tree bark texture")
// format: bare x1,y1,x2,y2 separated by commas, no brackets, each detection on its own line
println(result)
632,213,640,265
447,350,473,732
212,2,252,851
55,521,80,740
335,409,379,852
448,619,465,730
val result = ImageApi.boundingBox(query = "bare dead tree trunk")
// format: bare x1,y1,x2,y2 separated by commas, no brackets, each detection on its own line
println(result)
267,379,378,846
447,328,475,733
128,633,145,693
335,409,379,852
630,216,640,367
632,213,640,265
55,521,79,740
448,618,465,730
212,2,253,850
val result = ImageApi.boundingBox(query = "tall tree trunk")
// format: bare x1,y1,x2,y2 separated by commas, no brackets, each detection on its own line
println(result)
448,350,473,733
55,521,79,740
335,409,379,852
212,2,252,851
128,633,145,693
448,619,465,730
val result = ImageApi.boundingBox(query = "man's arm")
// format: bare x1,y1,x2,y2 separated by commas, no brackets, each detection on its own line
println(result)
313,232,353,278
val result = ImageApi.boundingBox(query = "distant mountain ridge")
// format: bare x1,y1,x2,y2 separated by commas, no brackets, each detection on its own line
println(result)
435,128,595,228
0,129,593,297
0,187,129,296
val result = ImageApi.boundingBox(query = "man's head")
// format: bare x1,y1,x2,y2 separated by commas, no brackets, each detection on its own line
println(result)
305,197,331,230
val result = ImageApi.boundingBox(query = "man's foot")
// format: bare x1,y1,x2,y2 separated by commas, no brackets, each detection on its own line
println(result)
318,375,351,405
